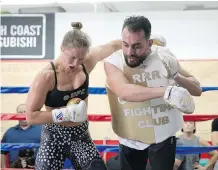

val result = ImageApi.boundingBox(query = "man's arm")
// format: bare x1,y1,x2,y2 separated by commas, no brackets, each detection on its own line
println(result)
174,62,202,96
84,39,122,73
211,118,218,146
211,131,218,146
174,138,184,170
1,132,9,168
199,138,218,170
9,159,20,168
104,62,165,102
174,159,183,170
1,154,7,168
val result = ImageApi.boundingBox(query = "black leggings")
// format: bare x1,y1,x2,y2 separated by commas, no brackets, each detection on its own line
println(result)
35,121,107,170
119,136,176,170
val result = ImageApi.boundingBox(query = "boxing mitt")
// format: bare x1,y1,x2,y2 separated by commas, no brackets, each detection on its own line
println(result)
156,48,178,79
164,86,195,114
151,34,167,47
52,98,87,123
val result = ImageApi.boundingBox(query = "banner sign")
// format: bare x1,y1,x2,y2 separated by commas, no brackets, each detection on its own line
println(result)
0,14,55,60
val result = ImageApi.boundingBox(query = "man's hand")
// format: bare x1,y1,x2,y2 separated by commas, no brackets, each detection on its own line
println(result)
164,85,195,114
193,163,207,170
21,159,27,168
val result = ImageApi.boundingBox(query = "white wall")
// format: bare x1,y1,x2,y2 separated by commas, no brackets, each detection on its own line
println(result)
1,10,217,140
55,10,218,60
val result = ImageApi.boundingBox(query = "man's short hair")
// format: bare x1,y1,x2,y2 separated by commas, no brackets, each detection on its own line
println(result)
122,15,152,39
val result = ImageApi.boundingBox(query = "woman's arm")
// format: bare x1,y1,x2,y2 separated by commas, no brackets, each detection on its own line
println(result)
26,70,55,125
26,69,88,125
84,39,122,73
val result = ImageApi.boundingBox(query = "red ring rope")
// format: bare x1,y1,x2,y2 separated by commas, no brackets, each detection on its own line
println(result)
1,113,218,122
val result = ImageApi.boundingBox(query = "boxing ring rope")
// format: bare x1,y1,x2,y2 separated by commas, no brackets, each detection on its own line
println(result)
1,113,218,122
1,86,218,94
1,86,218,169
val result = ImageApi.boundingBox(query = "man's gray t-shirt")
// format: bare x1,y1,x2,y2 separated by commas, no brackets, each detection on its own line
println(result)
176,135,200,170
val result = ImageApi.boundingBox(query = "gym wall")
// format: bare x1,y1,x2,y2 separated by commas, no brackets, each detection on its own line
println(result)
1,10,218,140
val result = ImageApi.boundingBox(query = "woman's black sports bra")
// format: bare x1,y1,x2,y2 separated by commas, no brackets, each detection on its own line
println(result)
44,62,89,107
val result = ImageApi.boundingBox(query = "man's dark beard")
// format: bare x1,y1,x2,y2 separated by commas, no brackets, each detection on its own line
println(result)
124,53,148,68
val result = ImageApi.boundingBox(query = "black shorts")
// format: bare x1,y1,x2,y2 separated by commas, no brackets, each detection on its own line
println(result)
119,136,176,170
35,121,107,170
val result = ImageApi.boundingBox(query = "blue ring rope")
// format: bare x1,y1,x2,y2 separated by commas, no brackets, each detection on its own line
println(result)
1,143,218,155
1,86,218,94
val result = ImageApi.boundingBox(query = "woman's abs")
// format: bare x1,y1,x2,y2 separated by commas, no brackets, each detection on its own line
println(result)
57,121,83,127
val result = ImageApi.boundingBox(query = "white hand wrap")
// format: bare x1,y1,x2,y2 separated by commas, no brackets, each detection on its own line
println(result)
156,48,178,79
52,101,87,123
164,86,195,114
